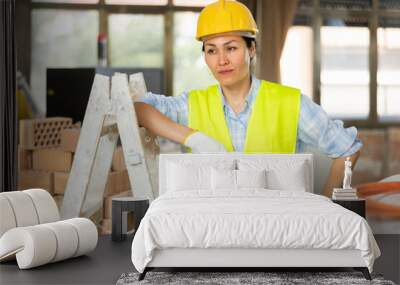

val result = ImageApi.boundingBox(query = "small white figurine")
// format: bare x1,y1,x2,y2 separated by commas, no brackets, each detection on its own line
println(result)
343,157,352,189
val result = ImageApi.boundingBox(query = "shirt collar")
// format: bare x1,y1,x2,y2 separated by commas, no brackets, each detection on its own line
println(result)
218,75,260,114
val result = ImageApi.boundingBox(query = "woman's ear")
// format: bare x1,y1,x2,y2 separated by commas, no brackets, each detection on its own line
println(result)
249,41,256,59
249,47,256,59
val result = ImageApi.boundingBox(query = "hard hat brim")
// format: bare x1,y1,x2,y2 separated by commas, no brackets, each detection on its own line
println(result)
199,30,257,42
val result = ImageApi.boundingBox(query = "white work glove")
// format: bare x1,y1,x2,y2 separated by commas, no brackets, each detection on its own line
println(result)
184,131,227,153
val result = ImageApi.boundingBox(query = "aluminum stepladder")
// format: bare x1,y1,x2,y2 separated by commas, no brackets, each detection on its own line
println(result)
61,73,159,220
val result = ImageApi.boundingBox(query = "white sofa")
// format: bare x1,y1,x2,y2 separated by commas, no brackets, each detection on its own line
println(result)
0,189,98,269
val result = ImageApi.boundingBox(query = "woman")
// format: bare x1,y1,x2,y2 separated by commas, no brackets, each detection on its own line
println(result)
134,0,361,197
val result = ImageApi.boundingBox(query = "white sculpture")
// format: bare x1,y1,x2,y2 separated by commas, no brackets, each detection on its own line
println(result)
343,157,352,190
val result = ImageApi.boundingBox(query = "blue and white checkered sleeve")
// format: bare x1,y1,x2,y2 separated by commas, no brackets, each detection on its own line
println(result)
297,95,362,158
136,91,189,125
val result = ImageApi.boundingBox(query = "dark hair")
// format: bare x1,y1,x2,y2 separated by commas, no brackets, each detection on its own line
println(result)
201,36,256,52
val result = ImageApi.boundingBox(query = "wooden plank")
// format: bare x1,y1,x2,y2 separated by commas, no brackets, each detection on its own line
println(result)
61,74,110,219
131,73,159,197
113,73,154,200
61,72,158,219
139,127,159,197
81,114,118,218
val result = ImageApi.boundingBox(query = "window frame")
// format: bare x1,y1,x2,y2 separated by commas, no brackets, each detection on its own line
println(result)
296,0,400,128
30,0,205,99
31,0,400,128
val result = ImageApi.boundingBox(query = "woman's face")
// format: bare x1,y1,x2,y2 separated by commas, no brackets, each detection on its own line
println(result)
203,34,255,87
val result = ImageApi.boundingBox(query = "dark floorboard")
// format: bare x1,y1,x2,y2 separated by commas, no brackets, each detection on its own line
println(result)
1,235,398,285
0,235,134,285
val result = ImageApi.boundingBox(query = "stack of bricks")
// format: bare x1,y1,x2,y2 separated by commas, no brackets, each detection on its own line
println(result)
18,117,133,235
18,117,75,199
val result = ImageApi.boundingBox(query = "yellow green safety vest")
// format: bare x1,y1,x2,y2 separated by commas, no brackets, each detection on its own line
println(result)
188,80,301,153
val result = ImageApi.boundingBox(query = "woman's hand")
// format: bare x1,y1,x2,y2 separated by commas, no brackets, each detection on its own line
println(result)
134,102,227,153
183,131,227,153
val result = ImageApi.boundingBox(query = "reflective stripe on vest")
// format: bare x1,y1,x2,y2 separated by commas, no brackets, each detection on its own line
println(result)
188,80,301,153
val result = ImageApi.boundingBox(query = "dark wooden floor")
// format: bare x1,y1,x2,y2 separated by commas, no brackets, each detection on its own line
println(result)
1,235,398,285
0,235,134,285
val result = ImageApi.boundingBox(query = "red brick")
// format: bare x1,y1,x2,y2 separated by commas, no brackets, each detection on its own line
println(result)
103,170,131,197
19,117,73,149
53,172,69,195
353,129,385,184
32,148,72,172
18,146,32,171
387,127,400,176
358,129,385,161
60,128,80,152
112,147,126,171
18,170,53,194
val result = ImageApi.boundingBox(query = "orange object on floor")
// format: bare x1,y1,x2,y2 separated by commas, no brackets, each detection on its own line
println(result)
355,182,400,219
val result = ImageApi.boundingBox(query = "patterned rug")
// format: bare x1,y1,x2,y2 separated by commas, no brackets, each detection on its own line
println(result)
116,271,396,285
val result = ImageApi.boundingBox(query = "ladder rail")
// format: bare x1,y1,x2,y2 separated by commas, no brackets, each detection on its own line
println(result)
61,72,156,220
112,73,154,201
81,115,118,218
61,74,111,219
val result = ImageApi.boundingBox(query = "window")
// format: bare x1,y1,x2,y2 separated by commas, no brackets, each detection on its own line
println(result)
105,0,167,5
320,21,370,119
30,0,212,110
173,12,216,96
320,0,372,10
109,14,164,68
280,26,313,98
173,0,214,6
31,9,98,114
30,0,400,126
32,0,99,3
377,19,400,121
292,0,400,126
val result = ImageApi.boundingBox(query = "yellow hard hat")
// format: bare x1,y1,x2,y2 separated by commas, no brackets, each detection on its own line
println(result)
196,0,258,41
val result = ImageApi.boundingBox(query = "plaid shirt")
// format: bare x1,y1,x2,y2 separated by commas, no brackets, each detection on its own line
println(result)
138,76,362,158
